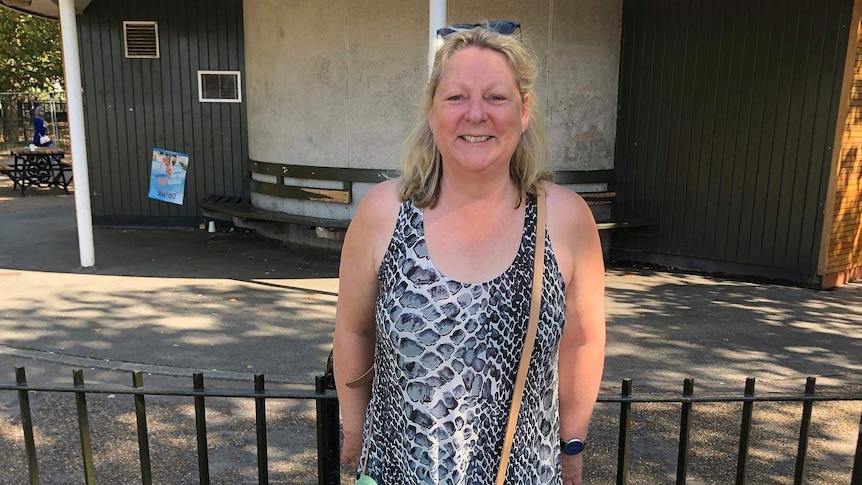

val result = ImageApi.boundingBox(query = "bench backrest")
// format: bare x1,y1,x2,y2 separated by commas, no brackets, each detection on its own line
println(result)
247,159,616,205
247,160,391,204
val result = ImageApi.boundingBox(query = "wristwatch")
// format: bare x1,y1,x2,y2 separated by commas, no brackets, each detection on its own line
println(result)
560,438,585,456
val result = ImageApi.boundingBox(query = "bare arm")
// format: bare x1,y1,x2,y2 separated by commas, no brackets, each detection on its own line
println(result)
547,183,606,485
332,180,399,467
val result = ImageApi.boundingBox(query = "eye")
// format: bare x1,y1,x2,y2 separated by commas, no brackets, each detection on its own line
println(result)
487,94,506,102
447,94,464,101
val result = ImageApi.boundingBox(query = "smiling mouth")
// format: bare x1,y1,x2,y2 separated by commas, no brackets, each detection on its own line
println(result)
461,135,491,143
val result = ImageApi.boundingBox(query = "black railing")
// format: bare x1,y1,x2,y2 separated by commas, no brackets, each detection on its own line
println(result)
2,367,860,484
4,367,341,485
608,377,862,485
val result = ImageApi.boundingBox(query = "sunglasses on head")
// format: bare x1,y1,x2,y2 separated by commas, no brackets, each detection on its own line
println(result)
436,20,521,39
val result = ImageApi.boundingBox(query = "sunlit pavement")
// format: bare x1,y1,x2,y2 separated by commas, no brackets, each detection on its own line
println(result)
0,191,859,395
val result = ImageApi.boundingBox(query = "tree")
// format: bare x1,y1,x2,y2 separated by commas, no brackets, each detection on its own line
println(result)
0,7,63,145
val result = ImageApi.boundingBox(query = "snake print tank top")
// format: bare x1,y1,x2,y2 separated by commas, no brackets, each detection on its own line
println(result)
361,194,567,484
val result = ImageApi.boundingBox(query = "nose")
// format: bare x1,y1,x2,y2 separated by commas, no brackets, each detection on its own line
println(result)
465,98,487,123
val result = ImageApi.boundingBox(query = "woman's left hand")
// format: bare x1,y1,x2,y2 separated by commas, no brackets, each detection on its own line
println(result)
562,454,583,485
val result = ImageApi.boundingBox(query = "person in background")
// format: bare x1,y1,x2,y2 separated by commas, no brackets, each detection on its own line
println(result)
333,23,606,485
33,106,54,147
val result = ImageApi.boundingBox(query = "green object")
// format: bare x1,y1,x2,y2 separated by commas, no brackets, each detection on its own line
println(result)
355,473,378,485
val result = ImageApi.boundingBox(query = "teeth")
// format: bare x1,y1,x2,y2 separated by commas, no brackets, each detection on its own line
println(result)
462,135,490,143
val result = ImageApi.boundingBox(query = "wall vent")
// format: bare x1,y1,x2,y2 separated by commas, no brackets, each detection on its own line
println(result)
123,21,159,58
198,71,242,103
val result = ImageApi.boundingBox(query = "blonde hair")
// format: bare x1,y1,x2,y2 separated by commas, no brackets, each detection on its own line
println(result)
398,26,551,208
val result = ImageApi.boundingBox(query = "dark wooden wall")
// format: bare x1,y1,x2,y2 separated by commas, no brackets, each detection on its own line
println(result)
612,0,855,285
78,0,247,224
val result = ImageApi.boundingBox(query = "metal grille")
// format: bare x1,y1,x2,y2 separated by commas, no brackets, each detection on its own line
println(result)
123,21,159,59
198,71,241,102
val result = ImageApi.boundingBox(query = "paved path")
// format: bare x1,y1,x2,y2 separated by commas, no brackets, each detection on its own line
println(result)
0,180,859,393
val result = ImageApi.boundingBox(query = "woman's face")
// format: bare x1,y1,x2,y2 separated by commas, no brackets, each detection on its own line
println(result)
429,46,529,178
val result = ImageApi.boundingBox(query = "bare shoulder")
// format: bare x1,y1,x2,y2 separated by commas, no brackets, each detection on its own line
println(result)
540,182,604,289
344,178,402,269
541,181,597,234
354,178,401,223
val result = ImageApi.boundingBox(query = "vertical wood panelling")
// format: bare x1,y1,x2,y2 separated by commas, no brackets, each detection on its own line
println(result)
126,0,144,216
614,0,854,284
795,1,846,274
713,0,745,259
78,12,102,215
79,0,247,223
701,0,731,258
660,0,687,252
719,0,746,260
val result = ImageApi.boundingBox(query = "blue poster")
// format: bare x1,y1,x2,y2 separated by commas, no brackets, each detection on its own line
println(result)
148,147,189,205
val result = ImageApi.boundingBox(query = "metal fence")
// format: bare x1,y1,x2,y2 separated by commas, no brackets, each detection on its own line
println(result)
1,367,860,485
0,93,68,153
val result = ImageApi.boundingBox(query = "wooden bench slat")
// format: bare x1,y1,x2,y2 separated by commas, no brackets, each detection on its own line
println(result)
200,194,350,229
580,191,617,200
251,180,352,204
595,220,653,230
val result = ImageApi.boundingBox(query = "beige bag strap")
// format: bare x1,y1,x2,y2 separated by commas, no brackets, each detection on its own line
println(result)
495,188,546,485
345,365,374,388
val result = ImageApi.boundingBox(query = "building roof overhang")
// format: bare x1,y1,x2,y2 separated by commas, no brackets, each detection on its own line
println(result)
0,0,91,20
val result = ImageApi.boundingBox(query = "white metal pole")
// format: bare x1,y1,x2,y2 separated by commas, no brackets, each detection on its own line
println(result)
428,0,447,76
58,0,95,267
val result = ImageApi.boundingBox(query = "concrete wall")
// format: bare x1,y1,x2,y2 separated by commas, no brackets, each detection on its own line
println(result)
546,0,622,170
450,0,622,170
243,0,622,217
245,0,426,170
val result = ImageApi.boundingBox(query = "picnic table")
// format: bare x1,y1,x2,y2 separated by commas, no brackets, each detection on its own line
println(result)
0,148,72,195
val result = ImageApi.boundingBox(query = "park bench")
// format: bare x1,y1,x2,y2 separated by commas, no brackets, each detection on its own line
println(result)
555,169,652,230
200,160,389,231
1,149,72,194
201,161,651,234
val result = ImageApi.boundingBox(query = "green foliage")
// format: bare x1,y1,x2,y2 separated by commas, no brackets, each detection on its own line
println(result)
0,7,63,93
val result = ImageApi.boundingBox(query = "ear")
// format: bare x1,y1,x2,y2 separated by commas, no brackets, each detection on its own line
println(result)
521,93,531,132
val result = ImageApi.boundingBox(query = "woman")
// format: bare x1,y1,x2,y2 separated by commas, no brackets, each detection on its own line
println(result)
33,106,53,147
333,24,605,485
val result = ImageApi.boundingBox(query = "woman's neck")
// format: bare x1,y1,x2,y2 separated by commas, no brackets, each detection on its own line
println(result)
436,166,520,210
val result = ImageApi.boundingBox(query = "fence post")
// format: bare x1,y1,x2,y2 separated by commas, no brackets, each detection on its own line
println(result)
316,375,340,485
254,374,269,485
16,367,40,485
616,378,632,485
193,372,210,485
72,370,95,485
736,377,756,485
851,409,861,485
794,377,816,485
676,378,694,485
132,372,153,485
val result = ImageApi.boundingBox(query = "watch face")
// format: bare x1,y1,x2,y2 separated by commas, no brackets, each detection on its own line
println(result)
562,439,585,455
